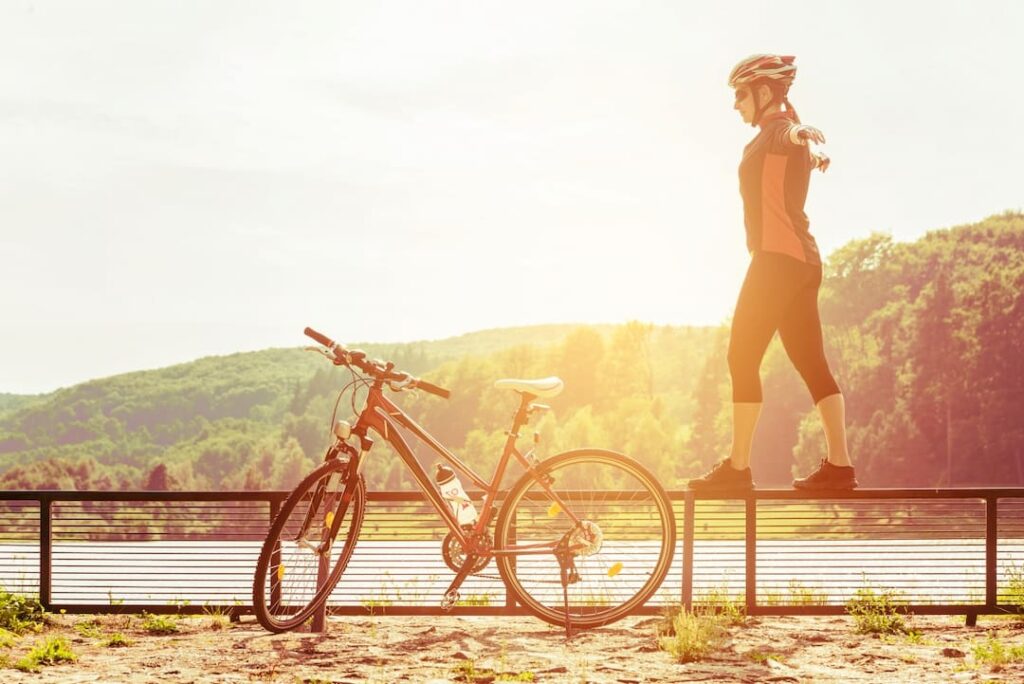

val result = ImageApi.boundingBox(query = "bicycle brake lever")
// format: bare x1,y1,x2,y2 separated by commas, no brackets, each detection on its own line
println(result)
304,346,339,362
387,373,413,391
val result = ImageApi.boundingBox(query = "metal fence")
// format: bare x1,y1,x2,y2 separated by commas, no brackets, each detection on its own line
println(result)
1,488,1023,624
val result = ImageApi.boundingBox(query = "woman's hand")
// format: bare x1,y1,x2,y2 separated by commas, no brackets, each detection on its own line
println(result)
812,151,831,173
788,124,826,146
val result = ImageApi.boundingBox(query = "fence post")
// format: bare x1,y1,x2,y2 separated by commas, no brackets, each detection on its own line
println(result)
986,496,998,608
39,497,52,610
745,495,756,615
682,491,694,610
311,554,329,632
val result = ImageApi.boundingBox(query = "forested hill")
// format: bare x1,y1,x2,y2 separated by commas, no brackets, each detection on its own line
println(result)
2,211,1023,491
0,322,719,490
0,393,40,418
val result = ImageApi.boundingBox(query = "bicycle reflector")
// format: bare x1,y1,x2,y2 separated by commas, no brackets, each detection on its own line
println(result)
607,562,623,578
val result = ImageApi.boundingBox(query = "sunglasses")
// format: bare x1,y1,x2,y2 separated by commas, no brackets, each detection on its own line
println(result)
734,89,750,103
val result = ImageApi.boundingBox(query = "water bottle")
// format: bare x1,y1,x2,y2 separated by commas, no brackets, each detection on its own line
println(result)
435,463,478,526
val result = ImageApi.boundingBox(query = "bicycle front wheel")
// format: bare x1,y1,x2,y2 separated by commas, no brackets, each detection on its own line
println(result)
253,458,366,632
494,449,675,629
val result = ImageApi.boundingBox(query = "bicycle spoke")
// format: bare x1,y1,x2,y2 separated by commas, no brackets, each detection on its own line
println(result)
253,461,365,631
496,451,674,628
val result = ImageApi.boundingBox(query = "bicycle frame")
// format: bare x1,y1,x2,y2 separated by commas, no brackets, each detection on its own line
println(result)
258,330,676,636
345,379,583,557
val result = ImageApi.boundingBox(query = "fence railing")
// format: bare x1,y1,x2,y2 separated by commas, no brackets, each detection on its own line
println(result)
2,488,1023,625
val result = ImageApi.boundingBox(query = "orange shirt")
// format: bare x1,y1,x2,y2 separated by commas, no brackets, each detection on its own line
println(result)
738,111,821,265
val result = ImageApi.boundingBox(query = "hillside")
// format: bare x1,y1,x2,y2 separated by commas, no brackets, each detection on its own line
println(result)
0,393,40,419
0,322,718,490
2,211,1023,492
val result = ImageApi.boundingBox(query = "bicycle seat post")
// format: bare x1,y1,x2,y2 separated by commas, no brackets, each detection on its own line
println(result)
509,392,536,437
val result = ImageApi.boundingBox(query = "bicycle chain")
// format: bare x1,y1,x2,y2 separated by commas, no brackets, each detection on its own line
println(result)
467,569,570,584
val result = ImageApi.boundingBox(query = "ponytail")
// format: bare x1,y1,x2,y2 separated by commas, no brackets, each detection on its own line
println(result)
783,96,800,123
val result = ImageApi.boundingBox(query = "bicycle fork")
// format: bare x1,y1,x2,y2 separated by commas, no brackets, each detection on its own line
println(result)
294,448,361,554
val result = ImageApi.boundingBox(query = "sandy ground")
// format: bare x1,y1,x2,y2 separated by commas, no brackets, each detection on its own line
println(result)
2,612,1023,683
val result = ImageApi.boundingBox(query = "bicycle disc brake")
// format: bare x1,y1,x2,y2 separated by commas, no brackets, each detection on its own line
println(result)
442,530,492,574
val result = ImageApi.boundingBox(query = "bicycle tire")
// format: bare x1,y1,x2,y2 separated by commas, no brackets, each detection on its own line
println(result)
252,458,366,632
493,449,675,629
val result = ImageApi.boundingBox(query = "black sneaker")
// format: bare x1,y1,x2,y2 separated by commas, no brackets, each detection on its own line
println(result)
688,459,754,492
793,459,858,490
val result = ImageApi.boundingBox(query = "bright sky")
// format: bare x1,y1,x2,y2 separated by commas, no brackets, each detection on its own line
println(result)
2,1,1022,394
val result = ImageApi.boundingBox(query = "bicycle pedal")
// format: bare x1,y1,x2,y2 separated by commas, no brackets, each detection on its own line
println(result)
440,590,460,612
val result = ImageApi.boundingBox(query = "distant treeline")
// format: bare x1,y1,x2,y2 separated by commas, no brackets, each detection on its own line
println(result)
1,211,1022,492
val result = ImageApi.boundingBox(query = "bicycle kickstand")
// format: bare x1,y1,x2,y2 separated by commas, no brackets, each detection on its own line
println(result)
555,549,579,639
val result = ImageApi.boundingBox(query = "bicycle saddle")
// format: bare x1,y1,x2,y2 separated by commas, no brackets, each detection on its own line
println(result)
493,377,564,398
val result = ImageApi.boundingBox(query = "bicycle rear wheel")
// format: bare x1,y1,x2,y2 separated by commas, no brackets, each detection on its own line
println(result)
494,449,675,629
253,458,366,632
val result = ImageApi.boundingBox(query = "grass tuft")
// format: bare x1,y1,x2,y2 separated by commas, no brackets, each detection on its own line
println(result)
971,633,1024,671
1001,563,1024,615
657,605,729,663
141,612,179,635
786,580,828,606
451,657,535,682
697,585,746,626
0,587,45,634
74,619,103,639
656,587,747,663
0,627,18,649
15,636,76,672
104,632,133,648
845,586,909,635
454,593,494,607
208,615,228,631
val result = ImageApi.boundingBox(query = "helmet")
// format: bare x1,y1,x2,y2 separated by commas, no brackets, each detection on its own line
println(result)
728,54,799,127
728,54,797,89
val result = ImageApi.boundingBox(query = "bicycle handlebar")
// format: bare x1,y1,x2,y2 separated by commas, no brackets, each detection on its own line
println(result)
303,326,335,349
412,379,451,400
303,326,450,399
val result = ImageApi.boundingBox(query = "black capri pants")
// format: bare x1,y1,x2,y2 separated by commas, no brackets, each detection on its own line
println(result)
728,251,841,404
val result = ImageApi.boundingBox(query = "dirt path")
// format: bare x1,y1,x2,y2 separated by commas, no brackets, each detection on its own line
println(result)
2,612,1022,683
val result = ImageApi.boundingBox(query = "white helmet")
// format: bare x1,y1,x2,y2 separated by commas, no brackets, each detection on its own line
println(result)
728,54,797,89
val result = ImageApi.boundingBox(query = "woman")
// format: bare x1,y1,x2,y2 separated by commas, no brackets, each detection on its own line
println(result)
689,54,857,491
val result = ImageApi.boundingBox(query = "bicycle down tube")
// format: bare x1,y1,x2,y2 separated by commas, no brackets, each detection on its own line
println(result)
353,383,582,554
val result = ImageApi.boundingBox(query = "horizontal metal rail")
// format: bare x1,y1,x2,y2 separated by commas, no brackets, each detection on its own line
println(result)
1,488,1022,625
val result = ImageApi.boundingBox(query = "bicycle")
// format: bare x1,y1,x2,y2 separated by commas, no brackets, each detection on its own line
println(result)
252,327,676,635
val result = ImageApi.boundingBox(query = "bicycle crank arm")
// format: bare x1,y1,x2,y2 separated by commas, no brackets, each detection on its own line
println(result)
440,553,480,611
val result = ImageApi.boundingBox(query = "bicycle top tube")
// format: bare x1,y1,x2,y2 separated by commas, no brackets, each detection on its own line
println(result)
303,325,580,543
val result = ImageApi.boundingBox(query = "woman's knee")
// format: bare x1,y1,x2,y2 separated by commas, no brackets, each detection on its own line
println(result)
728,349,763,402
801,360,840,403
810,379,841,405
